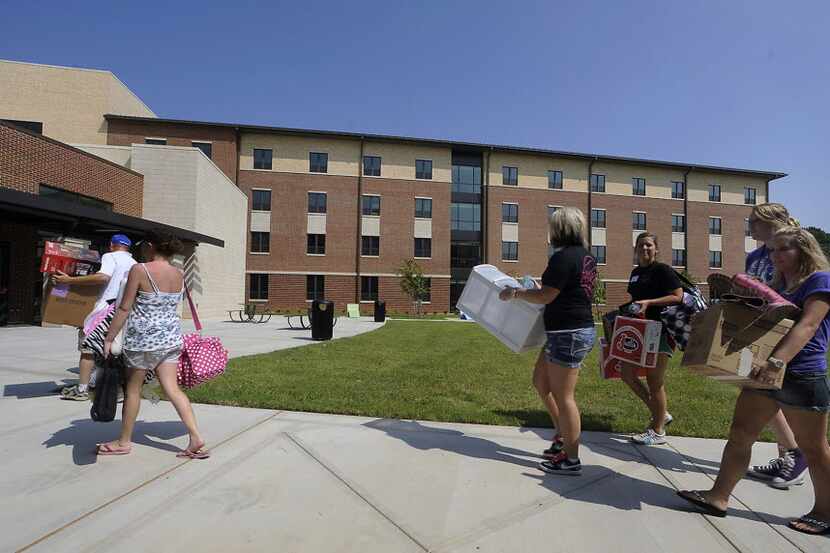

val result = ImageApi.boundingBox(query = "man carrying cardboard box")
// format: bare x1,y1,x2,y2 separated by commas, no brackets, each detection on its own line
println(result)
54,234,136,401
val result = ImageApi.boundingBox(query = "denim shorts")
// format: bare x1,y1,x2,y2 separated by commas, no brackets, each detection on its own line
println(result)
544,326,596,368
750,371,830,412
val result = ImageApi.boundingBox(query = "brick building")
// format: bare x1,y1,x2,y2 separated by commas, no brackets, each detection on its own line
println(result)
103,114,786,314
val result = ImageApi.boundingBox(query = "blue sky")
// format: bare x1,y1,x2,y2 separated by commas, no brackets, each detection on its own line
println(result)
2,1,827,227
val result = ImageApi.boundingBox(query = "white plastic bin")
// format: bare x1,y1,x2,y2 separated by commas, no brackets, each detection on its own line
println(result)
456,264,546,353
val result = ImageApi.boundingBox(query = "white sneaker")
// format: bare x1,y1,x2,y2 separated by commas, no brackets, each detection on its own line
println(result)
631,428,667,446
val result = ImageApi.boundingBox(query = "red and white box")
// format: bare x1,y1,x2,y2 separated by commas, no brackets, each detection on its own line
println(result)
608,316,662,368
599,338,648,379
40,241,100,276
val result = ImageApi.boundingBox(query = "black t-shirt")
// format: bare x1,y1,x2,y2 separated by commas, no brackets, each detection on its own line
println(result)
627,262,682,321
541,246,597,331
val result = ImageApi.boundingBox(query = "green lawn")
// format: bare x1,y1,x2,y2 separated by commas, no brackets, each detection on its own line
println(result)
188,320,777,440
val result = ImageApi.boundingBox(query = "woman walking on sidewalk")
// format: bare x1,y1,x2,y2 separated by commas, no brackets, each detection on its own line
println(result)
745,203,807,489
96,229,208,459
499,207,597,475
619,232,683,446
678,227,830,535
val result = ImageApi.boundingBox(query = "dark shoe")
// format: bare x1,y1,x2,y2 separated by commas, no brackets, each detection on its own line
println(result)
539,452,581,476
747,455,786,481
789,515,830,535
542,436,564,459
676,490,727,518
771,449,807,489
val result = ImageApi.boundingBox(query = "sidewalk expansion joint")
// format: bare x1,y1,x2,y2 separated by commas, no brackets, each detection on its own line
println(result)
15,410,281,553
285,432,431,552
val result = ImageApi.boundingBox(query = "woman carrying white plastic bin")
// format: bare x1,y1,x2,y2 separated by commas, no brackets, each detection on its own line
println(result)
678,227,830,534
499,207,597,475
619,232,683,446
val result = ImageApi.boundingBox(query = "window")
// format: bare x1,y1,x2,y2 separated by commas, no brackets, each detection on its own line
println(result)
452,165,482,194
416,159,433,180
306,275,325,301
591,209,606,228
362,195,381,216
547,170,563,190
672,214,686,233
250,231,270,253
421,278,432,303
2,119,43,134
415,198,432,218
502,203,518,223
744,187,757,205
308,192,327,214
307,234,326,255
672,181,685,199
249,274,268,300
591,245,607,264
254,148,273,170
502,166,518,186
252,189,271,211
632,177,646,196
709,217,722,235
192,141,212,159
632,212,647,231
672,249,687,267
363,156,381,176
590,174,606,193
547,206,558,219
501,241,518,261
309,152,328,173
709,250,723,268
745,218,752,237
450,203,481,231
38,184,113,211
708,184,721,202
414,238,431,258
362,236,379,256
361,276,378,301
145,138,167,145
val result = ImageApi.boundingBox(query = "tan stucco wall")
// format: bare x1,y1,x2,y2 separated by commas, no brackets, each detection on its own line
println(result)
0,59,155,145
362,141,452,182
591,161,687,199
487,152,589,192
687,170,767,205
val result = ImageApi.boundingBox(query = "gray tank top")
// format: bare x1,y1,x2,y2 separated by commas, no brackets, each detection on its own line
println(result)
124,264,184,352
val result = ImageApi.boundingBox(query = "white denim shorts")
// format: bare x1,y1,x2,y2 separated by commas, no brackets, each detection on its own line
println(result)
123,347,181,371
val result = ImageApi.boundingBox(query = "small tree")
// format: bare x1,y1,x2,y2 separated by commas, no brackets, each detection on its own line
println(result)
398,258,428,317
592,276,606,322
807,226,830,261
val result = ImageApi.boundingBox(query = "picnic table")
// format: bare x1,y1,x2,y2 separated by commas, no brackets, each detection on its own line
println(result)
228,303,272,323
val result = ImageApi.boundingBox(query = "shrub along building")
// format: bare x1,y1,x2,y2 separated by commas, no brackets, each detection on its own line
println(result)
1,60,787,316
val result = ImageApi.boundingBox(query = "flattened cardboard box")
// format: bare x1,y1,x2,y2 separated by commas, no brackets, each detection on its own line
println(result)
42,282,101,327
682,303,793,389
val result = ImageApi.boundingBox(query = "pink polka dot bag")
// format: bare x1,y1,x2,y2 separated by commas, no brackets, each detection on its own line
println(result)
178,285,228,389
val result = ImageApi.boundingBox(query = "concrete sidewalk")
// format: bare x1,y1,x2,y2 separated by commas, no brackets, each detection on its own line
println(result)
2,322,830,552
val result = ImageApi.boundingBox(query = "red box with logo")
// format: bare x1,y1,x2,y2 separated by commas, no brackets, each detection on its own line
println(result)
608,316,662,368
40,241,100,276
599,338,648,379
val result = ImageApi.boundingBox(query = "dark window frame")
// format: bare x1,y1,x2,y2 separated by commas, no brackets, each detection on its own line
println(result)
709,217,722,236
672,181,685,199
144,137,167,145
708,184,722,202
361,195,381,216
361,236,380,256
361,276,379,301
415,197,432,219
306,275,325,301
249,273,269,300
414,237,432,258
38,184,113,211
502,166,518,186
590,174,606,193
632,212,647,231
308,192,327,214
253,148,273,170
745,218,752,237
363,155,382,177
672,249,687,267
547,170,563,190
709,250,723,268
632,177,646,196
672,214,686,233
591,208,606,228
502,203,519,223
415,159,433,180
309,152,328,173
251,189,272,211
744,187,757,205
501,241,519,261
250,231,270,253
307,234,326,255
192,141,212,159
591,245,607,264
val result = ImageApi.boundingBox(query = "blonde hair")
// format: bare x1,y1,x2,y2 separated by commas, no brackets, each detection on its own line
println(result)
770,227,830,292
549,207,589,249
752,203,800,230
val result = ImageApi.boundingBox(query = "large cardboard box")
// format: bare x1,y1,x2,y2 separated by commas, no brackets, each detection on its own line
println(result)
42,282,100,327
40,241,100,275
599,338,648,379
608,316,662,368
456,264,545,353
682,303,793,389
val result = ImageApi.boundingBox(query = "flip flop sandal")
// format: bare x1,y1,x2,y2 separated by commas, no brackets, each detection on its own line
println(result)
96,443,131,456
177,447,210,459
789,515,830,535
676,490,727,518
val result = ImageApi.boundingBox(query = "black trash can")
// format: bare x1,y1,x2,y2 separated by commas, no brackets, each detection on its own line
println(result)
374,300,386,323
311,299,334,341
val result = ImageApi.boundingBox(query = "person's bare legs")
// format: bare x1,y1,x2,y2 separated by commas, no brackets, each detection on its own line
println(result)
533,351,560,431
620,362,651,407
782,407,830,528
78,353,94,387
547,361,581,459
645,354,670,435
115,367,147,446
696,390,779,510
769,410,799,454
156,361,204,451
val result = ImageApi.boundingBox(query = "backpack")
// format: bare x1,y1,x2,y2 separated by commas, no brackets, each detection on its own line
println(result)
660,270,708,351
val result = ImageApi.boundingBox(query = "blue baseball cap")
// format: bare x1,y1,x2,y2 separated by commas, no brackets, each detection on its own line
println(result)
110,234,132,247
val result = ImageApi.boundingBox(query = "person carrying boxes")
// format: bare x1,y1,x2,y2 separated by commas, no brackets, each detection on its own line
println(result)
677,227,830,535
499,207,597,476
619,232,684,446
53,234,136,401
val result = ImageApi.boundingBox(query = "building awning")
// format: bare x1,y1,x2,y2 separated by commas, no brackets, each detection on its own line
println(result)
0,188,224,247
